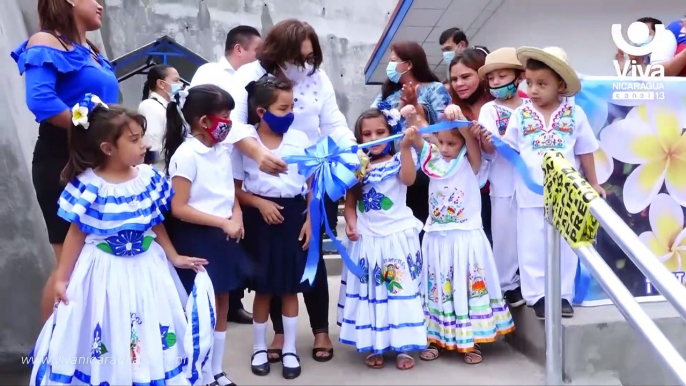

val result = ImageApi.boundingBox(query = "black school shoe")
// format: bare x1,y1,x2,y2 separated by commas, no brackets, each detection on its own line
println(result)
227,308,253,324
504,287,525,308
562,299,574,317
212,372,237,386
533,298,575,320
282,353,302,380
251,350,270,376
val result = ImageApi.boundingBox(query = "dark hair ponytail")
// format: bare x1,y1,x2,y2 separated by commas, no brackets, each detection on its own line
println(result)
143,64,171,101
163,84,235,171
246,77,293,125
61,105,147,184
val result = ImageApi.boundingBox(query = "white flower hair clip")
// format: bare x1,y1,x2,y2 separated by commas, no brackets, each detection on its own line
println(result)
71,94,108,130
174,87,191,135
376,100,405,134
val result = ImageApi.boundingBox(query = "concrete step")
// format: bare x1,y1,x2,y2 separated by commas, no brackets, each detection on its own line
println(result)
507,300,685,385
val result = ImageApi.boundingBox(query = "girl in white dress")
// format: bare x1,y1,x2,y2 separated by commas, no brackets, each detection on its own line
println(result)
403,106,514,365
338,106,427,371
29,94,216,386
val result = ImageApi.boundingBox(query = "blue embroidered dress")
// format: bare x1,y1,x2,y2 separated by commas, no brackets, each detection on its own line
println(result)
337,151,428,354
29,164,217,386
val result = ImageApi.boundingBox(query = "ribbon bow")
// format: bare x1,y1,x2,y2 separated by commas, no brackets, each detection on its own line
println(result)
283,136,363,283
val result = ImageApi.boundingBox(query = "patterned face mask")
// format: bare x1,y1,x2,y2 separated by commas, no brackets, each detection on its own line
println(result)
204,116,232,143
489,80,519,100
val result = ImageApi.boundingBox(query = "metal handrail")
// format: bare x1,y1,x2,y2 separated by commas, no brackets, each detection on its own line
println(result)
545,197,686,385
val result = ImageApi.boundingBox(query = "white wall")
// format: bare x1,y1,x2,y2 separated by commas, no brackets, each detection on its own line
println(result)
471,0,679,76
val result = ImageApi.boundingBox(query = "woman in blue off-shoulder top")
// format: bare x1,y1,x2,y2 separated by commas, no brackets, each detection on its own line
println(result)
11,0,119,323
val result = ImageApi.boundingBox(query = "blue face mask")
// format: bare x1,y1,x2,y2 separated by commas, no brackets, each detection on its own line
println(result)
489,80,519,100
170,83,183,95
364,142,392,160
386,61,406,83
442,50,455,64
262,110,294,134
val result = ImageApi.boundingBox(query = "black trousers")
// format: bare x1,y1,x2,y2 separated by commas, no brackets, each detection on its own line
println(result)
269,198,336,335
481,191,493,245
229,288,245,311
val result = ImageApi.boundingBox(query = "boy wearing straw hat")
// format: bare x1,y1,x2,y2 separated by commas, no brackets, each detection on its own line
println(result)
476,47,529,310
497,46,604,319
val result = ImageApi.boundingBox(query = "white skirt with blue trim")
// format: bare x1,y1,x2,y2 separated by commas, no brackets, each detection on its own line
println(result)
337,227,428,354
28,242,217,386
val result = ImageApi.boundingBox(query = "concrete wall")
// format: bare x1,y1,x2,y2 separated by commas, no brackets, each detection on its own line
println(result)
0,0,396,371
102,0,397,126
0,0,55,370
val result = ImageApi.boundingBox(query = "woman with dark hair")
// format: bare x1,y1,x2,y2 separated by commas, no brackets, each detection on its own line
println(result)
371,41,452,233
448,47,495,244
11,0,119,323
138,64,181,170
226,18,356,365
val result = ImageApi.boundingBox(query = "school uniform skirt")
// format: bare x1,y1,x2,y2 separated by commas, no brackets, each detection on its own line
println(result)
243,195,311,295
170,218,250,294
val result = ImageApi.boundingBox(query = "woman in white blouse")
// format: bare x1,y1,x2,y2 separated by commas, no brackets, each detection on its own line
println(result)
138,64,181,171
226,19,356,364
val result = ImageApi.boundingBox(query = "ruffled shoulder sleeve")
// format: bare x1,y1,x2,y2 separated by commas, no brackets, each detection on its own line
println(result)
11,40,107,75
362,149,419,185
57,165,174,235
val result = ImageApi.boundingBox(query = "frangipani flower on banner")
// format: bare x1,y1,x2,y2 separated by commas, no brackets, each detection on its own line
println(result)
638,193,686,272
600,105,686,213
594,144,613,185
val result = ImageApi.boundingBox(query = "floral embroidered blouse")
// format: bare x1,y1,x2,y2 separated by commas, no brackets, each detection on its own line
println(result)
501,102,599,208
420,142,482,232
57,164,173,256
355,151,423,237
478,99,530,198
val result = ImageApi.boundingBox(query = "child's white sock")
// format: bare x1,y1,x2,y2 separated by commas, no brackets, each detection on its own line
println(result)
282,315,299,368
252,321,268,366
212,331,232,385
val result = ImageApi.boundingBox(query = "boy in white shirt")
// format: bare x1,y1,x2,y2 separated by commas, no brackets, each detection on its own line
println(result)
476,47,529,309
493,46,604,319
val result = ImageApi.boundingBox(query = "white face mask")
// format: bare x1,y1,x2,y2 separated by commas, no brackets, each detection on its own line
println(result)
281,62,312,82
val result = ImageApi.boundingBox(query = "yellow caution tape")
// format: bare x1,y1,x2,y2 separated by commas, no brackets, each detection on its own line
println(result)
543,151,600,248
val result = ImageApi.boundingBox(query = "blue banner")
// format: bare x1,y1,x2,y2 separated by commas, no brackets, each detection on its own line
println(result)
573,76,686,305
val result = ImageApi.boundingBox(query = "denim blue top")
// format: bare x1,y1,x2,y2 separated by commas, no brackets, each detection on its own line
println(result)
11,40,119,123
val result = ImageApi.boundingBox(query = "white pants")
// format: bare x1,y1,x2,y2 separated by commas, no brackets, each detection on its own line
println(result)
491,196,520,292
517,207,577,305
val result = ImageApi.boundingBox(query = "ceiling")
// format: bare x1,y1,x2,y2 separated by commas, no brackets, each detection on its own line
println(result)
365,0,505,84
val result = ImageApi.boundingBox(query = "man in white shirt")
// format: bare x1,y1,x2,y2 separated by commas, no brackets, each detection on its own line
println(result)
190,25,262,90
190,25,262,325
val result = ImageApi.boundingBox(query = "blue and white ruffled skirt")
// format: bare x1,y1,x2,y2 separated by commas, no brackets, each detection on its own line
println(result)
28,241,216,386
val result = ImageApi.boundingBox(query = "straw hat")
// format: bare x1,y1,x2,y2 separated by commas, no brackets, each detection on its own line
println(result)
478,47,523,78
515,46,581,97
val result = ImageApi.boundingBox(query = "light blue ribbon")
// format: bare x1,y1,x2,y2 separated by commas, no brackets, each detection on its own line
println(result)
574,258,591,305
284,119,547,282
283,136,362,284
490,136,544,195
354,120,470,151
